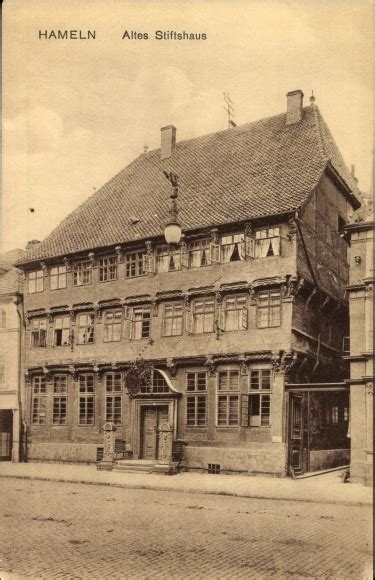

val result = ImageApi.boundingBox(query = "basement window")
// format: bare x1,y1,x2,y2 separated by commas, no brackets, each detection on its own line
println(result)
208,463,221,474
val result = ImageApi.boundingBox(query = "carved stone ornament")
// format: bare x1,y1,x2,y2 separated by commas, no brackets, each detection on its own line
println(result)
40,261,48,273
205,356,216,376
125,359,153,398
282,276,305,299
88,252,95,267
94,304,102,320
115,246,123,263
166,358,177,378
184,294,191,311
63,257,71,272
24,369,31,383
288,216,297,241
210,228,219,244
145,240,153,254
244,222,253,237
69,310,76,323
24,313,30,327
42,366,51,382
151,299,158,317
68,365,78,381
272,351,298,376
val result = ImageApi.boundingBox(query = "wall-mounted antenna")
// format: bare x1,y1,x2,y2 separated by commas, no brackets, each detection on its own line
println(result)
223,92,237,128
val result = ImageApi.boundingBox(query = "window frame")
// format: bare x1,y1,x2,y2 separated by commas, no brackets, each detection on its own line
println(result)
217,369,240,427
78,373,95,426
186,371,207,427
54,315,71,347
72,261,92,287
248,368,272,427
156,246,181,273
124,251,146,278
77,312,95,345
192,298,215,334
98,256,117,283
28,270,44,294
257,291,281,328
31,376,47,425
255,227,280,258
188,239,211,268
50,265,67,290
30,318,47,348
52,374,68,425
103,310,123,342
161,303,183,337
105,372,123,425
223,295,248,331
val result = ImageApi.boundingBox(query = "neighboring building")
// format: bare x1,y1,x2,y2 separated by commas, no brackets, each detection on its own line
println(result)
344,197,373,485
0,249,25,461
17,91,360,476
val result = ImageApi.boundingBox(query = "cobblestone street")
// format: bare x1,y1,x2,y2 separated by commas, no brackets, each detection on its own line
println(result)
0,478,372,580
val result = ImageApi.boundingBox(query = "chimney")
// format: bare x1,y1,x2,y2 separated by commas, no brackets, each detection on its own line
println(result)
26,239,41,251
160,125,176,160
286,90,304,125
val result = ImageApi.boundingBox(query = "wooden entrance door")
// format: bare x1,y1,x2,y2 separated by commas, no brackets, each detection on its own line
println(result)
140,406,169,460
288,394,306,475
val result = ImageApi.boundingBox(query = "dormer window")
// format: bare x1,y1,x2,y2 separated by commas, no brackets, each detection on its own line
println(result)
255,228,280,258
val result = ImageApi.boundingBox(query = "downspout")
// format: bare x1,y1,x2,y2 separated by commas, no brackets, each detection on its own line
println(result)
13,294,24,461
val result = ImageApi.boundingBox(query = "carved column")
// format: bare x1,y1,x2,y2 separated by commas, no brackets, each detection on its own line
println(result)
271,352,297,443
98,422,116,470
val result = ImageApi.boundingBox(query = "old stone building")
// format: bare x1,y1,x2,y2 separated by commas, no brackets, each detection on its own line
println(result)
0,249,25,461
344,198,373,485
17,91,360,476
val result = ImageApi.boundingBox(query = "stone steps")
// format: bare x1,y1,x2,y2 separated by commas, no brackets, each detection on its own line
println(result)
113,460,155,474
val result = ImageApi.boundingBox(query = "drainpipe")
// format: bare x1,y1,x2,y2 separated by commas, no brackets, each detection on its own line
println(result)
14,294,26,462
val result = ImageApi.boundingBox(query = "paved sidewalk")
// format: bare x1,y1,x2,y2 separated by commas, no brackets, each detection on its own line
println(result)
0,461,372,506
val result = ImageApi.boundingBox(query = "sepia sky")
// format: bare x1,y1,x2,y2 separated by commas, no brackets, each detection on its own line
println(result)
2,0,373,253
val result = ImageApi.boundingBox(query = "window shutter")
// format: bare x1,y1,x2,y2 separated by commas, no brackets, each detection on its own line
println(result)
142,253,155,274
180,246,189,269
209,243,221,263
241,307,248,329
123,307,133,339
185,310,193,334
245,236,255,259
241,394,249,427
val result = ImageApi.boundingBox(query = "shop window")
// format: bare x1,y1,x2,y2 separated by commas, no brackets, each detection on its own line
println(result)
50,266,67,290
32,376,47,425
73,262,92,286
103,310,122,342
54,315,71,346
53,375,67,425
255,228,280,258
124,307,151,340
78,374,95,425
186,372,207,426
28,270,44,294
77,313,95,344
156,246,181,273
105,373,122,425
248,369,271,427
99,257,117,282
188,239,211,268
217,370,239,426
257,291,281,328
125,251,146,278
224,295,248,331
162,303,183,337
31,319,47,347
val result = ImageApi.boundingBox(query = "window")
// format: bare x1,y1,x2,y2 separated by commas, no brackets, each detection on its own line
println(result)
221,234,244,263
338,214,347,235
31,319,47,347
28,270,44,294
32,376,47,425
156,246,181,273
189,239,211,268
140,370,169,394
217,370,239,426
53,375,67,425
104,310,122,342
99,257,117,282
249,369,271,427
186,372,207,426
73,262,91,286
130,307,151,340
50,266,67,290
257,291,281,328
1,308,6,328
54,315,71,346
77,313,95,344
192,299,214,334
162,303,183,336
255,228,280,258
79,374,95,425
125,251,145,278
326,404,339,425
105,373,122,425
224,296,248,331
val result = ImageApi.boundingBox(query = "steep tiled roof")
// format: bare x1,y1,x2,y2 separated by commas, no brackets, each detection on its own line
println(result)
18,105,360,265
0,249,25,294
